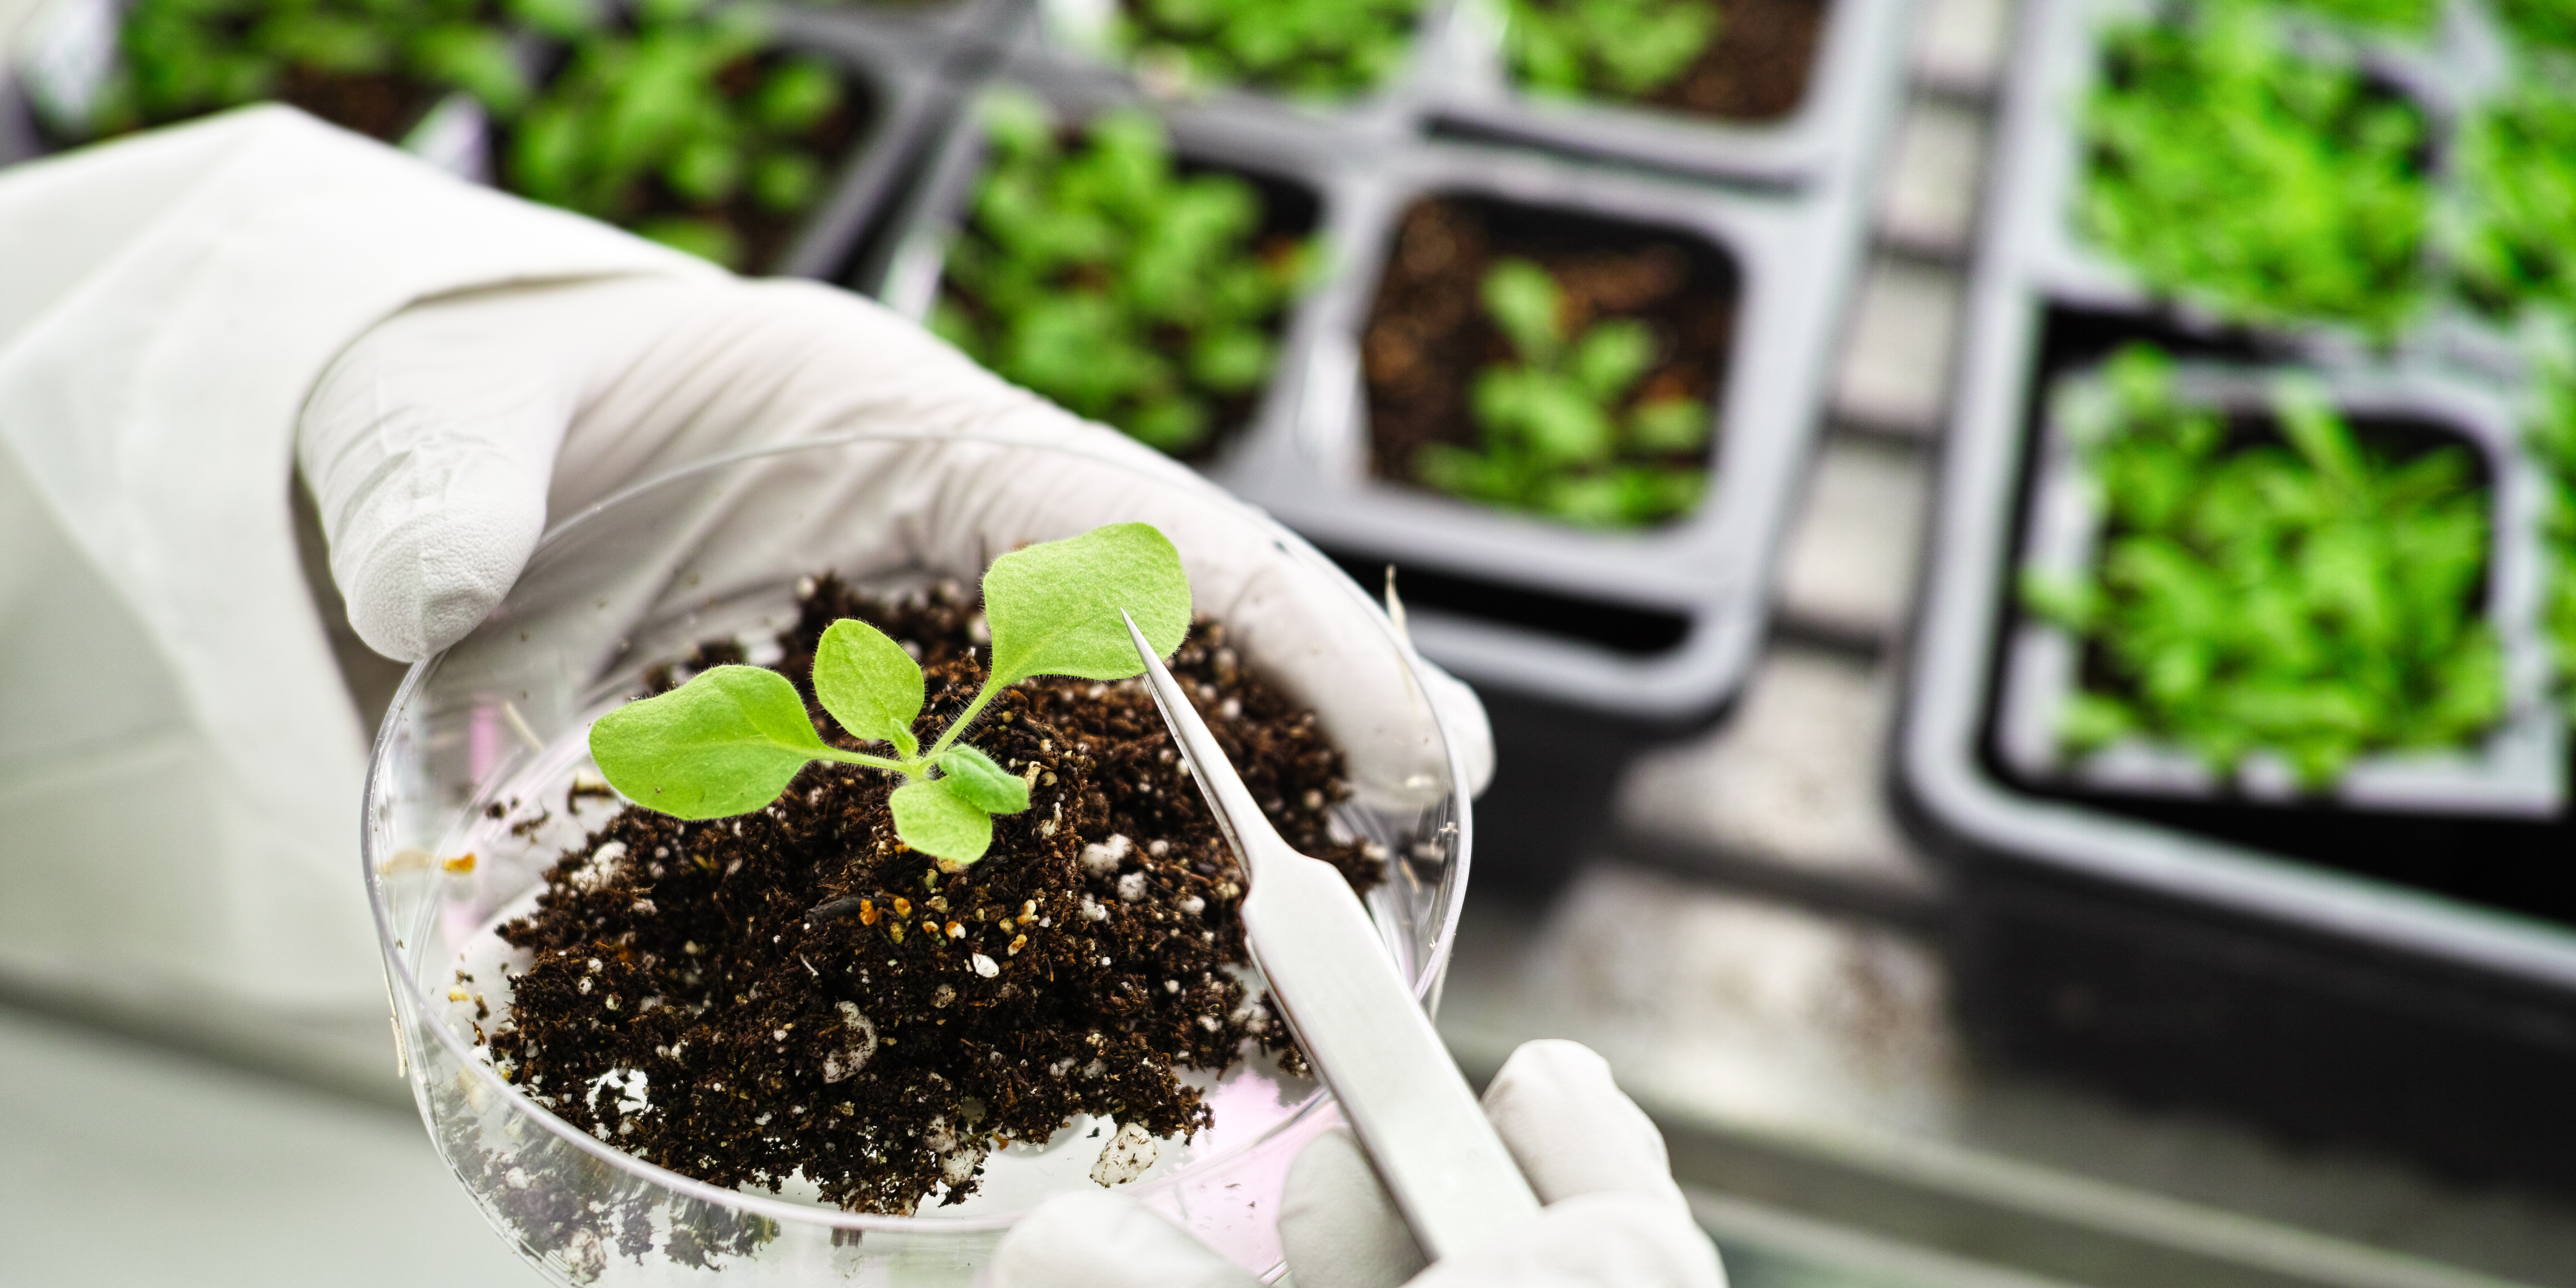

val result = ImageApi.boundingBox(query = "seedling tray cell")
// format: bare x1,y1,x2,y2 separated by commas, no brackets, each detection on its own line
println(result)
0,0,953,280
1898,0,2576,1189
861,60,1339,468
1021,0,1448,136
1418,0,1917,191
1995,359,2561,817
1230,142,1850,720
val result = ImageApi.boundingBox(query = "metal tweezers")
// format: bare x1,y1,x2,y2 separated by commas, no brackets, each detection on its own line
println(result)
1122,612,1540,1259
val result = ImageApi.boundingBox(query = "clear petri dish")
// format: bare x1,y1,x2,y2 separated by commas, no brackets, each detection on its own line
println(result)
363,429,1474,1285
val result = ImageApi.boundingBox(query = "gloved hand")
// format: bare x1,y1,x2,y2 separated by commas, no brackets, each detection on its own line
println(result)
294,272,1496,801
987,1040,1726,1288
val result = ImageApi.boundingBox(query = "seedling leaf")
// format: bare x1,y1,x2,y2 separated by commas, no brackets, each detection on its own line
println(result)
814,618,925,755
984,524,1192,684
590,665,829,819
890,779,993,861
938,745,1033,814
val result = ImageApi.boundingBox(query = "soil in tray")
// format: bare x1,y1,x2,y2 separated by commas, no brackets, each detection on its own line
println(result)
481,577,1376,1216
1508,0,1826,122
1360,193,1738,523
1980,304,2576,930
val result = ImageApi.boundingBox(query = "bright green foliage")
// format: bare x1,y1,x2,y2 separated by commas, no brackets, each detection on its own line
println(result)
2454,71,2576,320
2522,346,2576,716
1503,0,1717,102
2275,0,2436,31
84,0,549,137
590,665,838,820
2497,0,2576,50
2023,346,2503,787
1417,258,1711,528
589,524,1193,863
2080,1,2430,338
505,0,845,269
931,96,1315,456
1114,0,1424,100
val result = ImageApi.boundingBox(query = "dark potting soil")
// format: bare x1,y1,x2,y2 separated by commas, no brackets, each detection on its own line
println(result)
484,576,1376,1216
276,66,444,143
1511,0,1826,121
1360,194,1739,503
1658,0,1827,122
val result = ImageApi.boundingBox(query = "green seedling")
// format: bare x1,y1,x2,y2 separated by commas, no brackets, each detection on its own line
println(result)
2022,344,2502,788
2277,0,2436,31
2520,327,2576,717
2497,0,2576,50
1113,0,1424,100
507,0,845,268
2081,0,2430,338
1416,257,1711,528
589,523,1192,864
2454,69,2576,320
1503,0,1717,102
932,95,1316,456
89,0,559,138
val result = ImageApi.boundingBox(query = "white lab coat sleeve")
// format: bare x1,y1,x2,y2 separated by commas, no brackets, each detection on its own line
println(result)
0,106,720,1015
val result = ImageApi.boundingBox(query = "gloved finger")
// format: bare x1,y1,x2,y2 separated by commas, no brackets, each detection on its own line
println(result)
1407,1193,1726,1288
1279,1126,1427,1288
1482,1040,1687,1214
988,1192,1264,1288
296,273,708,660
1415,658,1494,798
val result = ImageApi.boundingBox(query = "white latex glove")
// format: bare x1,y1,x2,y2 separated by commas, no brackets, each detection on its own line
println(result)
988,1040,1726,1288
296,272,1495,802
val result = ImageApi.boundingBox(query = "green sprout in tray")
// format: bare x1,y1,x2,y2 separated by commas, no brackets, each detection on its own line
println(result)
2455,68,2576,320
930,95,1316,457
2080,1,2430,338
2022,345,2504,787
591,523,1191,863
1416,258,1711,528
84,0,537,140
505,0,853,269
1502,0,1718,104
2524,341,2576,715
1109,0,1425,100
2274,0,2436,32
2496,0,2576,51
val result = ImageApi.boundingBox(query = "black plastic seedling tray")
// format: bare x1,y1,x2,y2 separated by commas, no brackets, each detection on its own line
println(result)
1899,0,2576,1190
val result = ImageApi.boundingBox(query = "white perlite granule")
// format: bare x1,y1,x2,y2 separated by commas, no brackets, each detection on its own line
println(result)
568,842,626,894
1089,1122,1159,1186
1079,834,1134,877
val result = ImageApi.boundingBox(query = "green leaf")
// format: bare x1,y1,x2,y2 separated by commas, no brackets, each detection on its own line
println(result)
590,665,826,820
938,744,1033,814
1482,258,1563,363
1570,319,1655,399
985,522,1193,684
890,778,993,862
1629,397,1710,454
813,618,924,755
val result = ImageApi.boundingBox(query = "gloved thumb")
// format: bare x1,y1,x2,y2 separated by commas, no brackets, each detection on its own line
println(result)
295,274,704,660
988,1192,1263,1288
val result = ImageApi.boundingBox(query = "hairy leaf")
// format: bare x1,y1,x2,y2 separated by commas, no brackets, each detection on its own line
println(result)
814,618,924,755
590,665,827,819
890,779,993,862
939,745,1033,814
984,523,1193,684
